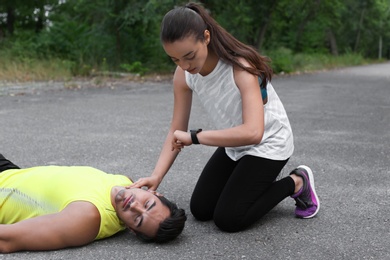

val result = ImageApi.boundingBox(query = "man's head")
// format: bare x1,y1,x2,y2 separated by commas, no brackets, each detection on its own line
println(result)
112,187,186,243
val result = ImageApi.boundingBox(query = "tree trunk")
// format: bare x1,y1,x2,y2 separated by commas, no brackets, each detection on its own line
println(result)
116,28,121,64
255,1,278,51
327,29,338,56
112,0,127,65
295,0,321,52
256,23,269,51
6,6,15,36
354,7,366,52
35,7,45,33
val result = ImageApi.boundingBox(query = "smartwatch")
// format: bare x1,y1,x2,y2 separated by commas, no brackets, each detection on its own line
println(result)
190,129,202,144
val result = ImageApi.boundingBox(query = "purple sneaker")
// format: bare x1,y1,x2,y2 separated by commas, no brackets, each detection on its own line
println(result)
290,165,320,218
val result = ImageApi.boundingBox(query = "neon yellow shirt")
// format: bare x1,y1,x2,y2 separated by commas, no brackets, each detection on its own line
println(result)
0,166,132,240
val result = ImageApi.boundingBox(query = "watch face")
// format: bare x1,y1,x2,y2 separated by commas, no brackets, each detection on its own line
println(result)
191,129,202,134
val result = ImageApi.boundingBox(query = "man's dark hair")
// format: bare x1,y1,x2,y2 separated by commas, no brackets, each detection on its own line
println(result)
135,195,186,243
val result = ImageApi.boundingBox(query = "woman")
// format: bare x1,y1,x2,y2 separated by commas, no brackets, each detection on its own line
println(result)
131,2,319,232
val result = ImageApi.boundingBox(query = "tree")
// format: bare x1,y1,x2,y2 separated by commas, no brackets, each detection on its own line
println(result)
1,0,389,77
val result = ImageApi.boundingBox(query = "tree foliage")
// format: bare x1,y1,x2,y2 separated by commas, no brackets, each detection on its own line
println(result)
0,0,389,75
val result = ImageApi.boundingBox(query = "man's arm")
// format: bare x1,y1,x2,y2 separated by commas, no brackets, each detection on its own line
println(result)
0,201,101,253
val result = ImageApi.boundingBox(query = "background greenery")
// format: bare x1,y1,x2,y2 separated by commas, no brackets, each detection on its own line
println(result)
0,0,389,81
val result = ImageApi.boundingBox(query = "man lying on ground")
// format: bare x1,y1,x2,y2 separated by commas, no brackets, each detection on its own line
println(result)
0,153,186,253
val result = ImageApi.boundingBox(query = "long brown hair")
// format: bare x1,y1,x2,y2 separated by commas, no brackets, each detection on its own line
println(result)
160,2,272,87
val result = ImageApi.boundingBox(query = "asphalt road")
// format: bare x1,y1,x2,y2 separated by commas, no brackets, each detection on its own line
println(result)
0,62,389,260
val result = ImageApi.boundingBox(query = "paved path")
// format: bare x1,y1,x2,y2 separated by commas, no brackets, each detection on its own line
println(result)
0,62,389,259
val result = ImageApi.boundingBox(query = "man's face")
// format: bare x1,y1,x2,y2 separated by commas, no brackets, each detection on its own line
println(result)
112,187,170,238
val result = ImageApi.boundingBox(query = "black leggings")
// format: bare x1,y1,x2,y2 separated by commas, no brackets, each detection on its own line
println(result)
190,147,295,232
0,153,20,173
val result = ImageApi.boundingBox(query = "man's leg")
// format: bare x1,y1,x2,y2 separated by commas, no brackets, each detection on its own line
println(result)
0,153,20,173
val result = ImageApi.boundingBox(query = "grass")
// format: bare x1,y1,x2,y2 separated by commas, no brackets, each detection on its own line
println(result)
0,48,385,83
265,47,380,74
290,52,368,72
0,52,73,82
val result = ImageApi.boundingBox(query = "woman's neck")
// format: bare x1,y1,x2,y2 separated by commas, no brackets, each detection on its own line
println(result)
199,51,219,76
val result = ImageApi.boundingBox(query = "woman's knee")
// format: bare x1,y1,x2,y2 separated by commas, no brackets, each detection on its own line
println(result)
190,197,213,221
213,211,242,233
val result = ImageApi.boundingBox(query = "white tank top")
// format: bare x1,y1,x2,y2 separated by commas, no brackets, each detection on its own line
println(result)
185,59,294,161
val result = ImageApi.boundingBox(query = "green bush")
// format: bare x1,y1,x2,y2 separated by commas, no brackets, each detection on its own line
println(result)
266,47,295,74
120,61,149,76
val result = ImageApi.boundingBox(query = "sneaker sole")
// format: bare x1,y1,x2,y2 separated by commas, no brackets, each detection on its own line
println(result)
297,165,320,218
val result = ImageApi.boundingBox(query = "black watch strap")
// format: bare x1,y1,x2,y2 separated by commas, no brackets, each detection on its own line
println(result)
190,129,202,144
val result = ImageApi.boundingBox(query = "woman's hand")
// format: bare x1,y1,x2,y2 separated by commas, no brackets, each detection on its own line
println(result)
172,130,192,152
128,175,162,191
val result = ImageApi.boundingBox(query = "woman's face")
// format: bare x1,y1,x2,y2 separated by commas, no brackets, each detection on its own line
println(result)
163,31,210,75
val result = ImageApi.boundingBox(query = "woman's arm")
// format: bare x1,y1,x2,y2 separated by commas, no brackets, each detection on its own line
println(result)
174,59,265,148
0,201,100,253
131,66,193,191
